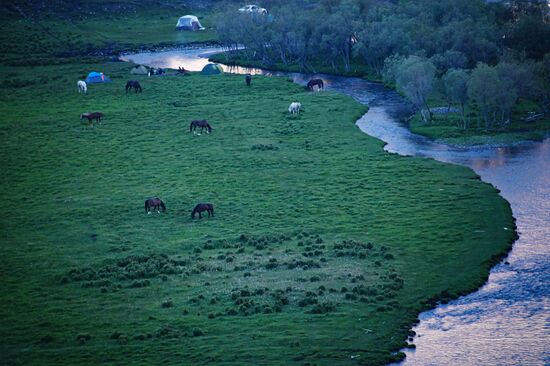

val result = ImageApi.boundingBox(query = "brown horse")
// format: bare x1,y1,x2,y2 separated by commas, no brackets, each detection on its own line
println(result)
191,203,214,219
245,74,252,86
145,197,166,214
80,112,103,126
190,120,213,134
306,79,324,91
125,80,142,93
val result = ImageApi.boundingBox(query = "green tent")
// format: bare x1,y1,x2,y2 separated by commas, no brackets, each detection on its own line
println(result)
201,63,224,75
131,65,149,75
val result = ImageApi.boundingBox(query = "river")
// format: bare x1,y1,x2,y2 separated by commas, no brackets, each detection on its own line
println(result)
120,48,550,365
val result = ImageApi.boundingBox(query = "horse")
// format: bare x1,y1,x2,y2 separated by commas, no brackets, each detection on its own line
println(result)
288,102,301,114
125,80,142,93
80,112,103,126
305,79,324,91
190,120,212,135
145,197,166,214
191,203,214,219
245,74,252,86
77,80,87,94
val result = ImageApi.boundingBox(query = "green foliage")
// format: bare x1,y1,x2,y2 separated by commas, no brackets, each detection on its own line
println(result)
505,15,550,60
468,62,518,128
443,68,470,128
395,56,436,122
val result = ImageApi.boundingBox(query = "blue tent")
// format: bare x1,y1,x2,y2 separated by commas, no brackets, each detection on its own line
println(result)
85,72,111,84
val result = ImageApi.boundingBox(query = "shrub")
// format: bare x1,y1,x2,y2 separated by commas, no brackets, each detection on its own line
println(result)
76,333,91,343
161,300,174,308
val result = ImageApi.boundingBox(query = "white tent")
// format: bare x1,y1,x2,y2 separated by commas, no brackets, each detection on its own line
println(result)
175,15,204,31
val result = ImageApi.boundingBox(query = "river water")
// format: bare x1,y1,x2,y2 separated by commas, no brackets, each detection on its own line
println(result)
121,48,550,365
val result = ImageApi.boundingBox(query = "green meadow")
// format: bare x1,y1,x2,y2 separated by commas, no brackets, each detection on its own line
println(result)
0,61,515,365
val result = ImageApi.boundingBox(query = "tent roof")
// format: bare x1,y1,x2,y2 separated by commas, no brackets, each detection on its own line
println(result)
178,15,199,21
201,63,223,75
131,65,149,74
85,72,111,83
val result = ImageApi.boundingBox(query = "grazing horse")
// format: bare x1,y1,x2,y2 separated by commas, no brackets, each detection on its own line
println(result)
125,80,142,93
245,74,252,86
191,203,214,219
306,78,324,91
80,112,103,126
190,120,213,134
145,197,166,214
77,80,87,94
288,102,301,114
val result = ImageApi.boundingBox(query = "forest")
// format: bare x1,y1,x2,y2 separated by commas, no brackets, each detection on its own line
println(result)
215,0,550,132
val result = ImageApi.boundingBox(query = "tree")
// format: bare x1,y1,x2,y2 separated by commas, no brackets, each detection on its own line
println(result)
505,15,550,60
395,56,436,123
443,68,469,128
468,63,502,129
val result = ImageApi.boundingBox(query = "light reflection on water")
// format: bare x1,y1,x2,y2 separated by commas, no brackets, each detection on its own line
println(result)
120,48,550,365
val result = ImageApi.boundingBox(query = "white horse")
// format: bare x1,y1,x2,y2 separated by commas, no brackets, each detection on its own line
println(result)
77,80,87,94
288,102,301,114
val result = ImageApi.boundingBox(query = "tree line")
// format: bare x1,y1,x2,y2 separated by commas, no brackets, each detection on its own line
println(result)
215,0,550,129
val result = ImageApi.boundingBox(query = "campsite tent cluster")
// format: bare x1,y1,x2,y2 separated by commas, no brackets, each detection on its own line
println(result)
82,62,223,91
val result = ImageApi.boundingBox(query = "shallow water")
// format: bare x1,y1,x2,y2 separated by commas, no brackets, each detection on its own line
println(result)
120,48,550,365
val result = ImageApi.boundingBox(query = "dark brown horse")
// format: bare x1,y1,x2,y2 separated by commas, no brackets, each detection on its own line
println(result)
191,203,214,219
125,80,142,93
245,74,252,86
306,79,324,91
80,112,103,126
190,120,212,134
145,197,166,214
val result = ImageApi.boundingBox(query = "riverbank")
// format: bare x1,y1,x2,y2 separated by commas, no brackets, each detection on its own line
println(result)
210,52,550,147
209,49,382,81
408,102,550,147
0,58,517,365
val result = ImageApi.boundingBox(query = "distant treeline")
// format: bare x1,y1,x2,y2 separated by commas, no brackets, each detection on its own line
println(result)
215,0,550,128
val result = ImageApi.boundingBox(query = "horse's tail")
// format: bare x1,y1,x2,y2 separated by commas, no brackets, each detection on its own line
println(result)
160,201,166,212
144,200,149,213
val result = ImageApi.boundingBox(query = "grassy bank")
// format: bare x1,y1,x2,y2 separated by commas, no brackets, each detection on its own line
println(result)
408,100,550,146
0,61,516,365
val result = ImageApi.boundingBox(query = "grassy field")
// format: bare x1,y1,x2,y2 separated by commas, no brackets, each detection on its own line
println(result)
0,61,516,365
